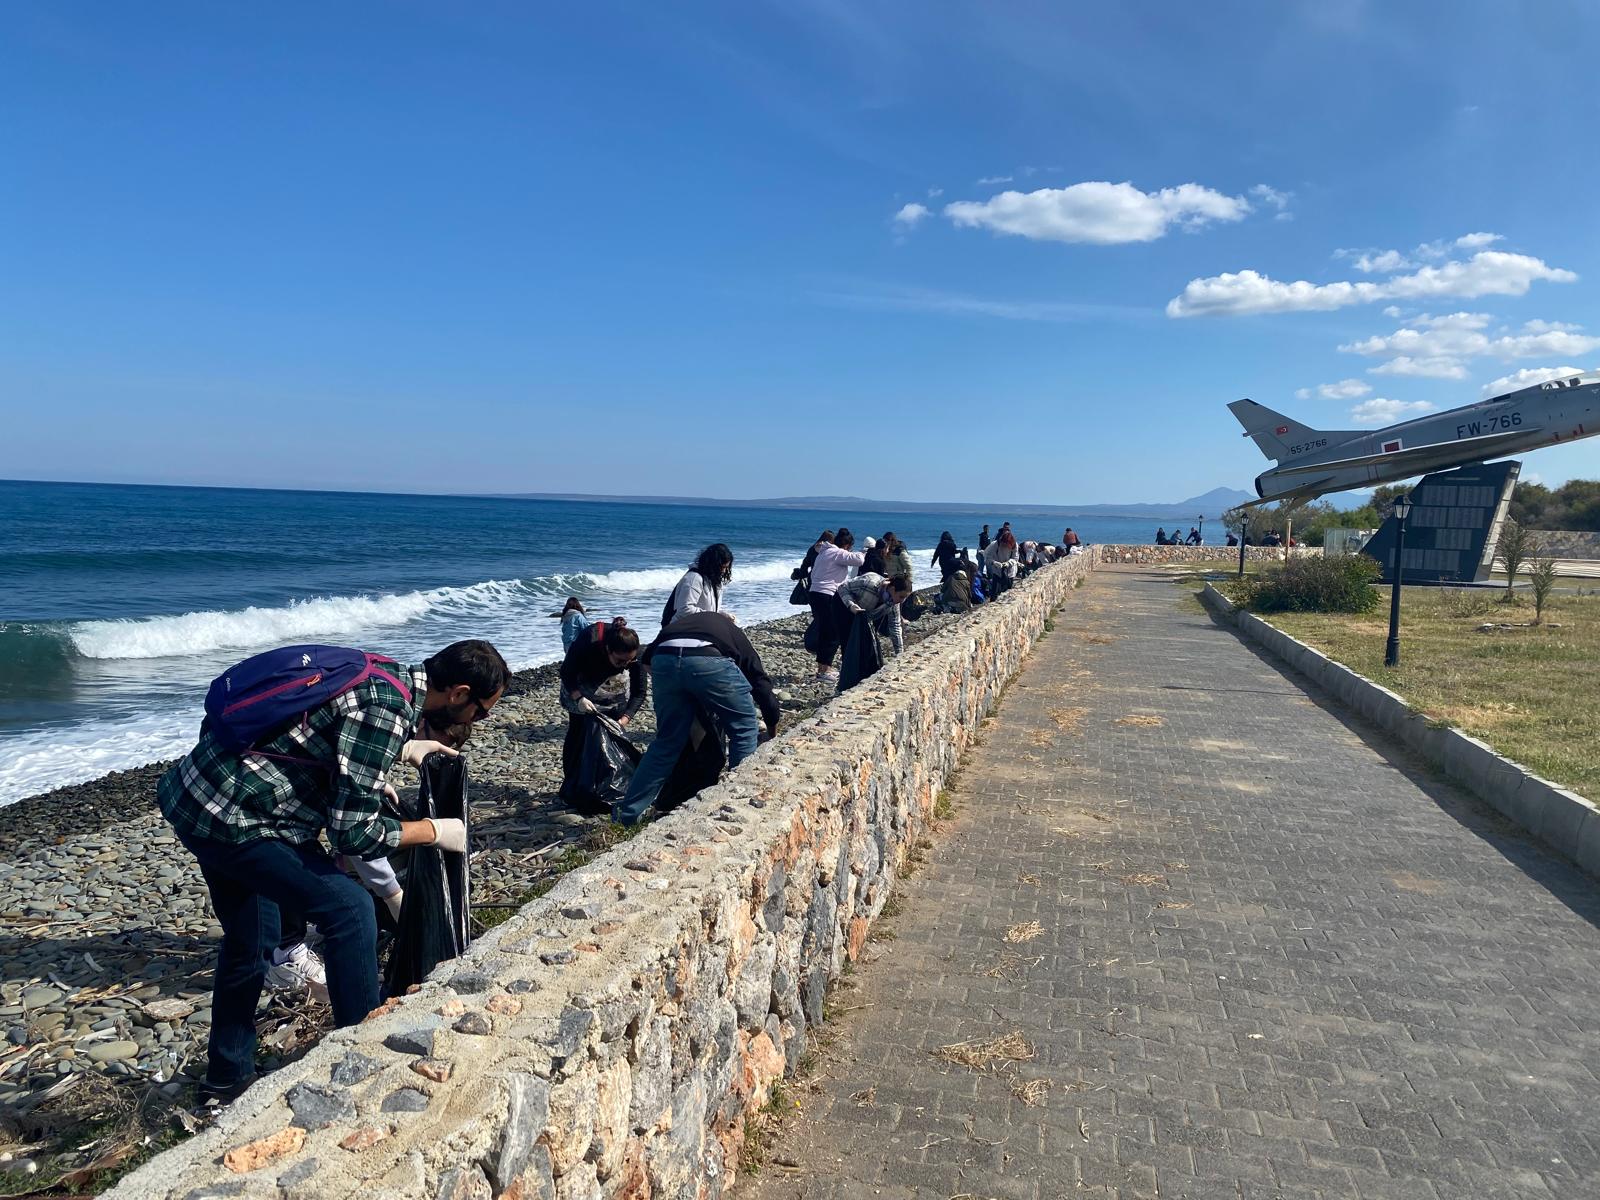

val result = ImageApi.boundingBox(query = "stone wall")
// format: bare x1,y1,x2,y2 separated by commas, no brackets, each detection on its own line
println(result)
1098,543,1317,565
111,550,1100,1200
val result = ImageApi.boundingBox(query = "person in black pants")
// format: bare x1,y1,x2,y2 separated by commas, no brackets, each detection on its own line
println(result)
558,618,645,810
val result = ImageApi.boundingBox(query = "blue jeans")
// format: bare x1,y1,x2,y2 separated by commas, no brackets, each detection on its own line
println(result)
176,831,379,1086
614,654,762,824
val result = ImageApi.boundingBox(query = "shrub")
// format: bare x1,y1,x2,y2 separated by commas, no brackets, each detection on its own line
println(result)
1241,554,1382,613
1436,588,1494,619
1529,556,1559,623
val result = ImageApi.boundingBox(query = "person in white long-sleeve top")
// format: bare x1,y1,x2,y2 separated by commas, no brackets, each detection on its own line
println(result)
663,543,734,628
805,527,866,681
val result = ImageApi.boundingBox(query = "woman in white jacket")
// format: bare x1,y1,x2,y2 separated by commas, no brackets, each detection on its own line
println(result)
663,543,734,627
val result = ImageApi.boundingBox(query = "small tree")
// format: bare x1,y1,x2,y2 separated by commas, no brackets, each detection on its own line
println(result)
1529,555,1559,624
1497,519,1534,601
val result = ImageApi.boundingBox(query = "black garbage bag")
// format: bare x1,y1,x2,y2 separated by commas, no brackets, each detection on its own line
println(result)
384,752,471,996
560,712,641,813
837,610,884,692
656,707,726,813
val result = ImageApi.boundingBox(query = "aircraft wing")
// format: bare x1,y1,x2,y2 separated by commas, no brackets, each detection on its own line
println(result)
1271,427,1541,477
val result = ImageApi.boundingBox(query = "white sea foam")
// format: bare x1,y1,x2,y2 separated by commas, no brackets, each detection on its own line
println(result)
0,710,199,805
66,580,522,661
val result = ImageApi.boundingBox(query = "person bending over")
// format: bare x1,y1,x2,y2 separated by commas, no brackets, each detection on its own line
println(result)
558,618,645,810
613,611,779,825
806,528,866,681
836,571,913,660
157,639,509,1101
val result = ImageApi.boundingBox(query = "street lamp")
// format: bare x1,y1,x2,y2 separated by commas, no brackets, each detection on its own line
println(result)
1198,514,1205,544
1384,493,1413,667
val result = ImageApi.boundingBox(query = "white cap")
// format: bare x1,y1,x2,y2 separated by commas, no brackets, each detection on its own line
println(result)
864,537,877,548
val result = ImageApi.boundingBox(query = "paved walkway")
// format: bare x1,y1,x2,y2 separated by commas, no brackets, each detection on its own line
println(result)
743,566,1600,1200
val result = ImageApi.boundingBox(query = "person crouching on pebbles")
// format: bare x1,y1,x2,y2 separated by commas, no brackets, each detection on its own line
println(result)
157,639,509,1102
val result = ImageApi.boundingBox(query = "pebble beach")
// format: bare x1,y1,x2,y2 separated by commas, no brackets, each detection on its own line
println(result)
0,602,965,1182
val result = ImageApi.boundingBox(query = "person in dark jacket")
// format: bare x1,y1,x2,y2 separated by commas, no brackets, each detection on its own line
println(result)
861,537,888,576
978,524,991,552
558,619,645,807
613,611,780,824
932,531,960,580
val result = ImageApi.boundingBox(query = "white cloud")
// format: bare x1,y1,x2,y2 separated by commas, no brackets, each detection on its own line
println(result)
1455,232,1502,249
1294,387,1312,400
1318,378,1373,399
1351,398,1437,426
1481,366,1587,396
944,181,1251,245
892,202,931,228
1489,323,1600,358
1167,251,1577,317
1353,249,1415,273
1250,184,1291,209
1382,305,1403,318
1338,311,1599,380
1370,356,1472,380
975,175,1013,185
811,282,1146,323
927,186,944,198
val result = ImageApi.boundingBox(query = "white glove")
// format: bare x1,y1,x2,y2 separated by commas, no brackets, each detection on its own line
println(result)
382,890,404,921
401,739,459,770
428,817,467,853
578,697,600,716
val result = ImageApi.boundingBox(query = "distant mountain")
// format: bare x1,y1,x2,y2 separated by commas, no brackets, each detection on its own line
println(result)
490,487,1261,519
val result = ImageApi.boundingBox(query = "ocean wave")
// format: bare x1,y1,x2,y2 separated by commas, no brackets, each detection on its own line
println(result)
27,555,812,663
0,710,199,806
63,579,527,661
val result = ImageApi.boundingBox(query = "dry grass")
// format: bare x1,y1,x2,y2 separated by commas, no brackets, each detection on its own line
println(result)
1121,872,1168,887
1004,920,1044,943
934,1031,1036,1071
1114,714,1165,727
1019,872,1042,886
1025,728,1055,748
981,951,1045,980
1266,590,1600,796
1010,1077,1052,1106
1046,706,1089,732
1154,900,1192,910
1083,634,1116,645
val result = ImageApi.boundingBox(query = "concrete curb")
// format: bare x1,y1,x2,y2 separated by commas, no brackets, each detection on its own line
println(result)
1200,583,1599,878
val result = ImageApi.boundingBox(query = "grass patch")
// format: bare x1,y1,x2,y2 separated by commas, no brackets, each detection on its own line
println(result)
737,1081,792,1176
1264,588,1600,796
1003,920,1044,944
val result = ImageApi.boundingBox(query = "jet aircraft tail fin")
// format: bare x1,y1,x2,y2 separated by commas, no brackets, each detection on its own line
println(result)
1228,399,1323,462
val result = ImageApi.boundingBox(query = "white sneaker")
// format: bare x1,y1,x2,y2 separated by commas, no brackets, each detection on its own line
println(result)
816,666,838,682
265,942,328,999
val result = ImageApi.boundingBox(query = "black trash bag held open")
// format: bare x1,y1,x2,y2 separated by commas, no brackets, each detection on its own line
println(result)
560,712,641,812
384,752,471,996
837,610,884,692
656,706,726,812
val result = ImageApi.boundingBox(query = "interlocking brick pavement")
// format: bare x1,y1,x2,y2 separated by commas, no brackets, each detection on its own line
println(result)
741,566,1600,1200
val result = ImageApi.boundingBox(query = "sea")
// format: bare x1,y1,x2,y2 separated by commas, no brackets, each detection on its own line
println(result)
0,479,1181,805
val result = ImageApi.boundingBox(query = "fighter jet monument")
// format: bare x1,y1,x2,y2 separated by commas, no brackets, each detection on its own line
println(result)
1230,374,1599,506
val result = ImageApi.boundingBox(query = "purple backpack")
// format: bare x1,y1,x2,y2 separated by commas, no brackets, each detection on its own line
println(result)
203,644,412,753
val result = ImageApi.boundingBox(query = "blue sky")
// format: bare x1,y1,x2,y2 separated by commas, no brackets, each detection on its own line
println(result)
3,1,1599,503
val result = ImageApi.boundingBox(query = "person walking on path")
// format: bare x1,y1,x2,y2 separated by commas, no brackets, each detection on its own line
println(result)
157,639,509,1100
663,543,734,627
613,611,780,825
558,618,645,809
806,527,866,681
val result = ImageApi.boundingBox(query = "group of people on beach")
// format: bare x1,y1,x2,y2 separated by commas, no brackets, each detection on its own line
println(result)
151,521,1074,1105
1155,526,1204,545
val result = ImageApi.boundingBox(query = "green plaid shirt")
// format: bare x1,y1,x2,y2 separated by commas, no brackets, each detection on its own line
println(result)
157,664,427,859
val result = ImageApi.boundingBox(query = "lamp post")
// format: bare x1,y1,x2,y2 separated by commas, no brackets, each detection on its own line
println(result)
1198,514,1205,544
1383,493,1412,667
1237,516,1248,578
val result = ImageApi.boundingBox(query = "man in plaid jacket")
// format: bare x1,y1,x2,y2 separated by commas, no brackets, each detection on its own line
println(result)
158,639,509,1099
